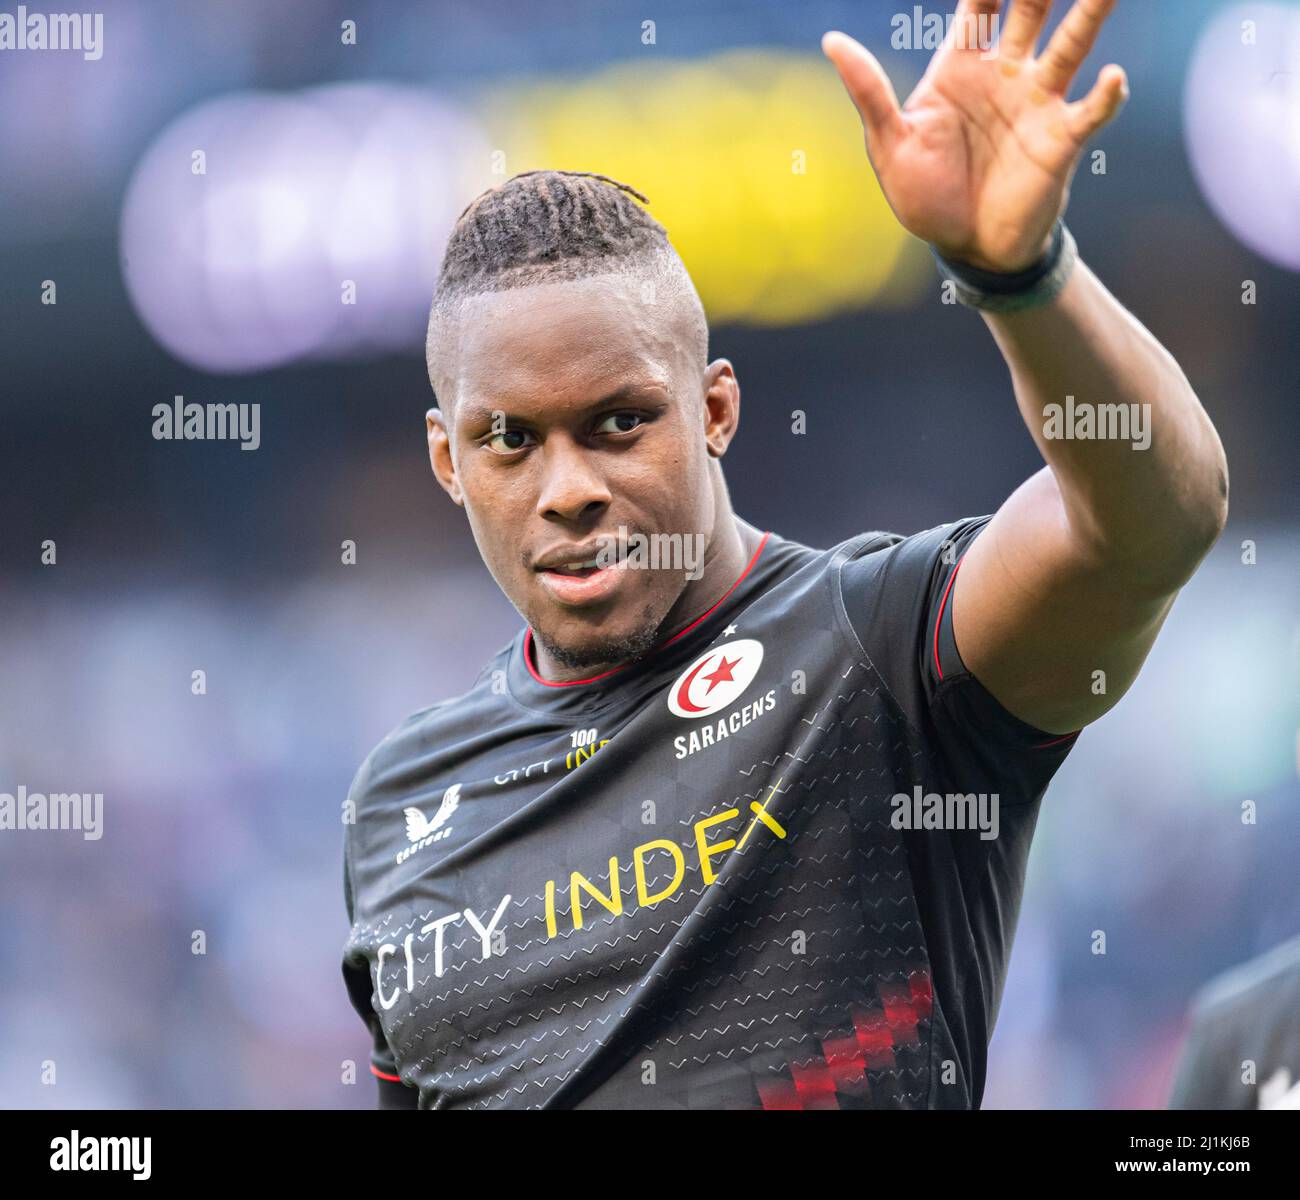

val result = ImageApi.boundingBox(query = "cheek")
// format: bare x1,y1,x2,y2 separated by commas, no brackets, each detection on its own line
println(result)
659,449,710,528
460,485,508,559
630,429,706,518
459,467,542,577
461,457,530,519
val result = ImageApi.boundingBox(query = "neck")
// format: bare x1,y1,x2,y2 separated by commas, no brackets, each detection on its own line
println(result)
530,514,765,683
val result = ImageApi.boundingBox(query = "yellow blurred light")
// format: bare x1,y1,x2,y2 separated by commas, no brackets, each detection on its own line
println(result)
480,49,929,326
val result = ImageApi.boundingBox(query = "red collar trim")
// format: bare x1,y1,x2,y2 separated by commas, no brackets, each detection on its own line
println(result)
523,531,772,689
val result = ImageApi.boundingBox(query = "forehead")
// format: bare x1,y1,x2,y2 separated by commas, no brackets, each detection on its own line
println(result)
450,273,688,412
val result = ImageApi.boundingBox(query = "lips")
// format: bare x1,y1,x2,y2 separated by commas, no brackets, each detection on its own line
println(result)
533,538,621,573
543,558,602,578
533,561,624,600
530,533,642,605
535,558,629,605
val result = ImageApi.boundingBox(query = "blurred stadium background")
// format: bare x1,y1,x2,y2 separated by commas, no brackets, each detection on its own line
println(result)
0,0,1297,1108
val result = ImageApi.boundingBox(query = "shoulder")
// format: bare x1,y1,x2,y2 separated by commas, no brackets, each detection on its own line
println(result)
1190,936,1300,1027
755,526,914,594
841,515,993,578
837,515,993,650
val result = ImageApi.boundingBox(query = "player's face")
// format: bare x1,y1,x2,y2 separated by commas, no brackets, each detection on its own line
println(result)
428,274,738,670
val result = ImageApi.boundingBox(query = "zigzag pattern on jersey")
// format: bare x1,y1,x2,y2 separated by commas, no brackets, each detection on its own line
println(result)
342,675,902,955
426,662,930,1108
396,858,919,1093
405,916,915,1078
347,651,943,1108
563,662,934,1110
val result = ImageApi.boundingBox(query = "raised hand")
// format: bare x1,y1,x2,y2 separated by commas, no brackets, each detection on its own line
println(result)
823,0,1128,272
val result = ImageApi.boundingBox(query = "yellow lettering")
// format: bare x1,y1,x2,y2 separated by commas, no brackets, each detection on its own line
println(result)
569,857,622,930
544,879,557,938
633,839,686,906
737,778,786,850
694,809,739,885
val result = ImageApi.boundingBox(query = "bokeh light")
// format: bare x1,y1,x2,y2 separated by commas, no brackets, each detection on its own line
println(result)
120,84,492,373
487,49,924,326
1184,3,1300,272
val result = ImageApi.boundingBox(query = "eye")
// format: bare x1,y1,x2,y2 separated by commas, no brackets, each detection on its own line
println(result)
594,411,647,436
484,428,536,455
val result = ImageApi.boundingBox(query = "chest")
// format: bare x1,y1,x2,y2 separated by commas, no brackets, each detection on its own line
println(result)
349,639,934,1106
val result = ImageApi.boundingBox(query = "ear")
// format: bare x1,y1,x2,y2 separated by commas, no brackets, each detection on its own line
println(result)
427,408,464,507
702,359,741,458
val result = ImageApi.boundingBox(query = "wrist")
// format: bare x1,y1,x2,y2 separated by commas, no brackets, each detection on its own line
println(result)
931,220,1077,313
940,231,1056,275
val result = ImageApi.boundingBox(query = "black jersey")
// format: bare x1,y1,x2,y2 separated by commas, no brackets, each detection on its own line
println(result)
1168,935,1300,1109
341,515,1078,1109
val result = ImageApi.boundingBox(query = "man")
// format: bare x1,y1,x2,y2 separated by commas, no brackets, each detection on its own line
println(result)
1169,936,1300,1110
342,0,1227,1109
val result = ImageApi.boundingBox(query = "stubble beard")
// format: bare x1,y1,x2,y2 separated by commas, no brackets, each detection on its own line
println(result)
534,606,665,674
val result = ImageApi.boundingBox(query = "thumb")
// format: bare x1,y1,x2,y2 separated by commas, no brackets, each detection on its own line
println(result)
822,30,906,161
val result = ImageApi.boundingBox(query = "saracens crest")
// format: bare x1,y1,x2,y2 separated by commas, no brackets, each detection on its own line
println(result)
667,637,765,719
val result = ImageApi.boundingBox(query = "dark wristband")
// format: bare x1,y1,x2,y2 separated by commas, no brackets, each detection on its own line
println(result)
932,220,1077,312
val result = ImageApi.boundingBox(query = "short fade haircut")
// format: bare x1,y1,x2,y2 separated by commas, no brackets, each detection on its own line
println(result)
426,169,709,410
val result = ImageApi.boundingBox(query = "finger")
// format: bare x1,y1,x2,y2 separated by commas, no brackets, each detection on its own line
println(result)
951,0,1003,51
1064,64,1129,141
1001,0,1053,60
954,0,1004,20
1038,0,1117,94
822,30,906,161
955,0,1004,22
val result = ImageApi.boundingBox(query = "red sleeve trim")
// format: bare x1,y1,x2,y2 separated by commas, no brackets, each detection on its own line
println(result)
370,1065,402,1082
933,554,965,683
1031,731,1081,749
934,550,1083,750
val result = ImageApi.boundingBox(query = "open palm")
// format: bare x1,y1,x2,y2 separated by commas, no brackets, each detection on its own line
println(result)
824,0,1128,273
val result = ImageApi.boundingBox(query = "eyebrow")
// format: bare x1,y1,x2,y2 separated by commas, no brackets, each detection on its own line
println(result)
457,382,668,429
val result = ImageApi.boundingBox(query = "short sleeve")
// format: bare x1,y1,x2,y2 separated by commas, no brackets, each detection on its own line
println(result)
839,515,1080,803
343,833,419,1109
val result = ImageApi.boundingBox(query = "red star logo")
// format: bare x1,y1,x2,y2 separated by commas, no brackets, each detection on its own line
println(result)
701,654,739,695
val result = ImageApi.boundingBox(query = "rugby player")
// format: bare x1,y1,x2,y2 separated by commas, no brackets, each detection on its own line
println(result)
343,0,1228,1109
1169,935,1300,1110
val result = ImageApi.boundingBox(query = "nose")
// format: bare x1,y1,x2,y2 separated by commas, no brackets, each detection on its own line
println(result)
535,435,612,524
